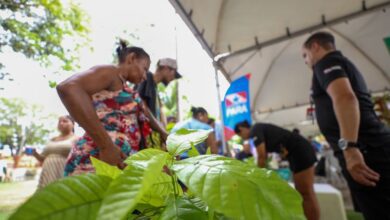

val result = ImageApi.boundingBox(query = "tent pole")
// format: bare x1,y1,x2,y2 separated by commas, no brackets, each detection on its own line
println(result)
174,15,181,121
214,62,230,157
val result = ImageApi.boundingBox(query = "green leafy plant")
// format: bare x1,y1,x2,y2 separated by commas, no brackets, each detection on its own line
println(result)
0,0,90,71
0,97,57,158
10,129,305,220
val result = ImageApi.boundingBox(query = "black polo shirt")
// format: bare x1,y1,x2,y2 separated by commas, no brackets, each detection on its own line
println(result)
311,51,390,151
249,123,292,153
137,72,158,118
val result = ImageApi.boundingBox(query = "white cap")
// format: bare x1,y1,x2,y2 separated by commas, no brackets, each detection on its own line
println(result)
158,58,182,79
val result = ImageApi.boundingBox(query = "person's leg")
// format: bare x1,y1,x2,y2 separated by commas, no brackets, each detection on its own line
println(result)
334,151,362,212
293,166,320,220
354,146,390,220
335,147,390,220
287,135,319,220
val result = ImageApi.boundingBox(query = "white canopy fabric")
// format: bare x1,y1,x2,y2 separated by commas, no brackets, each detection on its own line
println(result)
169,0,390,135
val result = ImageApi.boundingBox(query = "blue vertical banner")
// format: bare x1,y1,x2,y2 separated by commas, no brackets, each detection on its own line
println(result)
222,74,252,140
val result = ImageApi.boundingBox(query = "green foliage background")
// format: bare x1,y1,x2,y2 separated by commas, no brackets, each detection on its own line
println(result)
0,97,57,155
0,0,90,86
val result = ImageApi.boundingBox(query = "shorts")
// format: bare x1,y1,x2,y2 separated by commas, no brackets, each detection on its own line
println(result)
286,135,317,173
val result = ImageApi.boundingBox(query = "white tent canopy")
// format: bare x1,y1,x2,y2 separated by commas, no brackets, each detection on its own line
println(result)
169,0,390,135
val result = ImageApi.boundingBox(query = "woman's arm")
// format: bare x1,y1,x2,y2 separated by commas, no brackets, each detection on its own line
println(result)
206,132,218,154
56,66,126,168
142,103,168,142
32,149,45,163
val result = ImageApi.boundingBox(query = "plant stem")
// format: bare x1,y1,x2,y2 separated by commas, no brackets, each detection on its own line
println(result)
169,158,178,197
208,207,215,220
169,158,179,217
171,172,178,196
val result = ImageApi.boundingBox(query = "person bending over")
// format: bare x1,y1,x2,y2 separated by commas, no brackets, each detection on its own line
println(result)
235,121,320,220
57,40,167,176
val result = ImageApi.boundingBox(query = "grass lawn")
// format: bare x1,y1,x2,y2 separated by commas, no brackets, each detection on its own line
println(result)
0,180,37,219
0,211,11,220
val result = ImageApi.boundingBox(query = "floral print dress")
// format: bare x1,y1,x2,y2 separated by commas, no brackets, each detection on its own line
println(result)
64,83,151,176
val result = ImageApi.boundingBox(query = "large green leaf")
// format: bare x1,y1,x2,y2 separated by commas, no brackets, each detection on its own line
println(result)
125,149,177,206
124,148,170,165
91,157,122,179
167,128,212,156
159,197,209,220
128,204,165,220
173,155,305,220
187,143,200,158
186,196,208,212
125,149,182,207
140,171,183,207
9,174,111,220
97,150,170,220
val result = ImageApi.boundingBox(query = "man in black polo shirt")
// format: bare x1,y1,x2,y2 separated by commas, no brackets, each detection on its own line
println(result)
138,58,182,123
137,58,182,149
234,121,319,220
302,31,390,220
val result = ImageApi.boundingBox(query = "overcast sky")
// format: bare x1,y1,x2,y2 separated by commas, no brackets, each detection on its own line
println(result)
0,0,229,128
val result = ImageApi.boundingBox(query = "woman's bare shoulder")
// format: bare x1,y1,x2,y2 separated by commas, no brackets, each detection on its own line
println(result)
88,64,117,72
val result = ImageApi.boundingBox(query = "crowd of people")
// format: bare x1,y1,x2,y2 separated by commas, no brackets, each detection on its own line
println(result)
4,31,390,220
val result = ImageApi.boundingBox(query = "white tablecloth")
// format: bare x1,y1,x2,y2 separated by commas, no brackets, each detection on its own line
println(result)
314,183,347,220
289,183,347,220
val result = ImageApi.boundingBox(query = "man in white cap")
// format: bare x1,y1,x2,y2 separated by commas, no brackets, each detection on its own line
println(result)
137,58,182,149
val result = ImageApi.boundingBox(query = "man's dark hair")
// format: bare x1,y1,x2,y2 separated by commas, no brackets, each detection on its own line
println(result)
304,32,335,50
292,128,300,135
234,120,251,134
191,106,208,118
116,39,150,63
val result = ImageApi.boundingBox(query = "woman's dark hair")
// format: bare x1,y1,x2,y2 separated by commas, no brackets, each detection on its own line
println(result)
64,115,75,124
234,120,251,134
207,118,215,125
116,39,150,63
64,115,75,133
191,106,208,118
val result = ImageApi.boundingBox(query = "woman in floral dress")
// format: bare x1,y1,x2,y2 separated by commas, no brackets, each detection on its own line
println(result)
57,41,168,176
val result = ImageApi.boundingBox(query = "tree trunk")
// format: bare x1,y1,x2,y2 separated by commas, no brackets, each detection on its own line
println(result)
13,155,21,168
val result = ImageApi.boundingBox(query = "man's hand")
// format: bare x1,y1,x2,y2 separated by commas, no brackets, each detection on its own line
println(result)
99,146,127,169
344,147,380,186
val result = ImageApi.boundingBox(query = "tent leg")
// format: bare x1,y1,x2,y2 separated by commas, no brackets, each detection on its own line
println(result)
214,62,231,157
